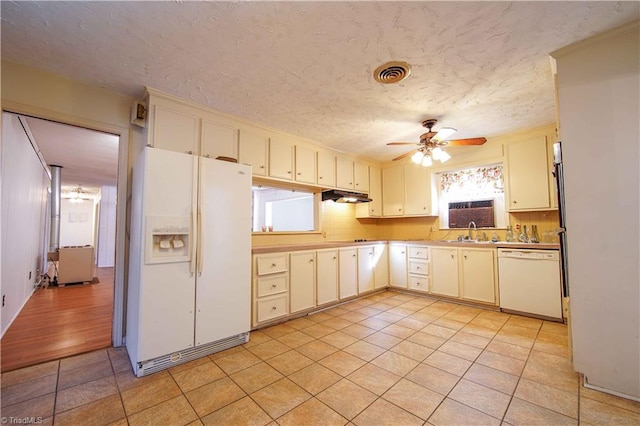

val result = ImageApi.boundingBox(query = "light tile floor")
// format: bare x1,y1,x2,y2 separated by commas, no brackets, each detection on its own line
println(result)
2,290,639,425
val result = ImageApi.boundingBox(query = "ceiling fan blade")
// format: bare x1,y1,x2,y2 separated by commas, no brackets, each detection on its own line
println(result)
446,137,488,146
392,150,416,161
387,142,420,146
430,127,457,144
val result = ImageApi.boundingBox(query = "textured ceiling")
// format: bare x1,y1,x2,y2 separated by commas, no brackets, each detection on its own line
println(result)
24,116,119,191
2,2,639,165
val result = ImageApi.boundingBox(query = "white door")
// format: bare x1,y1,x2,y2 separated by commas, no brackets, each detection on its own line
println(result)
195,157,252,346
290,251,316,313
357,247,375,294
339,248,358,299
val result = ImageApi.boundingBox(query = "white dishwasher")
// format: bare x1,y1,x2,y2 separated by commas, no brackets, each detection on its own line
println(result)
498,248,563,321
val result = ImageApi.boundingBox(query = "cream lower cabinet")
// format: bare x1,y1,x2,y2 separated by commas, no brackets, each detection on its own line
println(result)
459,248,497,305
289,251,316,313
430,247,459,298
408,246,430,293
253,253,289,327
339,248,358,299
373,244,389,289
429,246,498,305
357,247,375,294
316,249,339,305
389,243,408,288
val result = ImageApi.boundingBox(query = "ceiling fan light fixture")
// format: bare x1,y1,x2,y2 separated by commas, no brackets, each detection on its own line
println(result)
411,150,425,164
421,154,433,167
438,150,451,163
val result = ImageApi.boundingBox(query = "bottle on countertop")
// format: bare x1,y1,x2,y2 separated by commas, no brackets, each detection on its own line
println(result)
519,225,529,243
505,225,515,242
530,225,540,243
491,232,499,242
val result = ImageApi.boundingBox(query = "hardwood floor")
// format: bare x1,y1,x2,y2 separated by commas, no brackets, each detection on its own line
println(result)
1,266,114,372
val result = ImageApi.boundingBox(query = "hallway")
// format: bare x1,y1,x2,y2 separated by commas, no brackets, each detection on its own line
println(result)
1,267,114,372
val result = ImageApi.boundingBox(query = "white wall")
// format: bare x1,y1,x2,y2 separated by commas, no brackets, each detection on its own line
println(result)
1,112,50,336
60,198,96,247
552,22,639,399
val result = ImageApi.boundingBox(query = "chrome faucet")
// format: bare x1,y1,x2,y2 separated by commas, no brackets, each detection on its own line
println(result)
468,221,477,241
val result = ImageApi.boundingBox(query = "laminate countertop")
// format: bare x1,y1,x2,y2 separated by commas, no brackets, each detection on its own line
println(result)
251,240,560,254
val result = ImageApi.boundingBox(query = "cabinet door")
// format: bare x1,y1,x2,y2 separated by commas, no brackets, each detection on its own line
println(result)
404,165,431,215
382,166,405,216
338,248,358,299
238,130,268,176
316,250,338,305
373,244,389,289
201,119,237,160
460,248,496,304
354,162,370,193
152,105,199,155
317,151,336,187
357,247,375,294
336,157,354,190
430,247,459,297
295,145,316,184
269,138,294,180
389,244,408,288
506,136,550,210
290,251,316,313
356,166,382,218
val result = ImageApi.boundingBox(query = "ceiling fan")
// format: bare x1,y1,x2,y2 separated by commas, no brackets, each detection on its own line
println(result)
387,119,487,166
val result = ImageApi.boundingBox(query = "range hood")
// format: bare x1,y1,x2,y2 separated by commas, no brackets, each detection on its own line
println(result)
321,189,372,203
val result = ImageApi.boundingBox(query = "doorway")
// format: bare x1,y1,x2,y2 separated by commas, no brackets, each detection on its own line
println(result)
0,111,125,372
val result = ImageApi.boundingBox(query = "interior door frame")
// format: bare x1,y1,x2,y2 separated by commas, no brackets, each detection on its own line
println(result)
2,100,130,347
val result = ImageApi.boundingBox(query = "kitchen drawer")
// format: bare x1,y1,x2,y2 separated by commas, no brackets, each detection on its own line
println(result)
256,294,289,323
409,260,429,276
256,274,288,297
408,246,428,260
408,275,430,292
256,254,288,275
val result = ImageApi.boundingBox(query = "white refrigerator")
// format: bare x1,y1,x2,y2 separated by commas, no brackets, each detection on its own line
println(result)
126,147,252,376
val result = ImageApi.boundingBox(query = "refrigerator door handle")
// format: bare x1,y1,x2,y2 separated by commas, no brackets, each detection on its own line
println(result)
197,208,203,275
189,206,196,276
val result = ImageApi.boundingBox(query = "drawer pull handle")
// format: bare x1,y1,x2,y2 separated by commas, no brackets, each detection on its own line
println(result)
272,306,277,310
271,263,277,267
309,259,314,262
271,284,277,288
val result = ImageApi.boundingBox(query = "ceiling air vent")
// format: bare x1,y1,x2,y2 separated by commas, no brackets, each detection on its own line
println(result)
374,61,412,84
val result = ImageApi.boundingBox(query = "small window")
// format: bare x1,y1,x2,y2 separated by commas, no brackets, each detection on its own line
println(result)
252,186,317,232
437,164,506,229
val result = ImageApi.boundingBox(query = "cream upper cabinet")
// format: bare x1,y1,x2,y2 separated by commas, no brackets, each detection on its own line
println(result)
289,251,316,313
357,246,375,294
382,166,405,216
356,166,382,218
373,244,388,289
338,248,358,299
295,145,317,184
152,105,199,155
388,243,408,288
506,136,551,211
238,130,268,176
316,249,339,305
336,157,354,190
430,247,459,298
459,248,496,305
269,138,294,180
317,151,336,187
200,119,237,160
404,165,431,216
354,162,370,193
